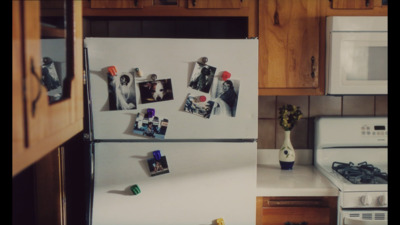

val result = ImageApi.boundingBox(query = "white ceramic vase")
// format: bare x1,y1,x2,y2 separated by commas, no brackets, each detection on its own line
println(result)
279,130,295,170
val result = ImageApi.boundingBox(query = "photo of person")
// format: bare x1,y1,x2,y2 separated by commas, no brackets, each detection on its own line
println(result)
147,156,169,177
41,57,63,103
138,79,174,104
133,112,169,139
189,62,217,93
107,72,137,110
183,94,215,119
211,79,239,117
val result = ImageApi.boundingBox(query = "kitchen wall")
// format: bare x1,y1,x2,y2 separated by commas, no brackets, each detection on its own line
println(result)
258,95,388,150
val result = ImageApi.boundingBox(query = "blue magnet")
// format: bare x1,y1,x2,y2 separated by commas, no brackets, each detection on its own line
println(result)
147,108,155,118
153,150,161,161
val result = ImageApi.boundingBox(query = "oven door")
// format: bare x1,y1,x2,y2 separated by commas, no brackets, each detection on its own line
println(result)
326,32,387,95
340,210,387,225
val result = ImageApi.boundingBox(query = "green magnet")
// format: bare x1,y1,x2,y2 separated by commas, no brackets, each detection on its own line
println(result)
130,184,141,195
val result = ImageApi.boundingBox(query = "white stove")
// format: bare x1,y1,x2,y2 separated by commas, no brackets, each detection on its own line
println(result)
314,117,388,225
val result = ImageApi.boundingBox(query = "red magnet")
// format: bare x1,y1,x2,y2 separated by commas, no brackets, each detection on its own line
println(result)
222,71,231,81
108,66,117,76
199,96,206,102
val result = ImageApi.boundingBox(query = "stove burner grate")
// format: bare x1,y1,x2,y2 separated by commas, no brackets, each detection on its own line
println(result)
331,161,387,184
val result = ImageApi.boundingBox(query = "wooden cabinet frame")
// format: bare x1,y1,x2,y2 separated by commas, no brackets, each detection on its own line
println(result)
12,0,84,176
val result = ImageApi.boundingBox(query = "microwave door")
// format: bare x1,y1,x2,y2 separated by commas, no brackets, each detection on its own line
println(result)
327,32,387,95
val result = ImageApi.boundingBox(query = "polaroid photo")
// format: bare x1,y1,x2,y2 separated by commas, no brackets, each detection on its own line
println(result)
147,156,169,177
183,94,215,119
189,62,217,93
107,72,137,110
211,79,240,117
133,112,169,139
138,78,174,104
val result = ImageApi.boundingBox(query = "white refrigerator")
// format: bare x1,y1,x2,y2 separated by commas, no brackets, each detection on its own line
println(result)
85,38,258,225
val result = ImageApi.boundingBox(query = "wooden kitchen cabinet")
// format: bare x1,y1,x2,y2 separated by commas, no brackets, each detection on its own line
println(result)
256,197,337,225
187,0,242,9
12,0,84,176
258,0,323,95
331,0,374,9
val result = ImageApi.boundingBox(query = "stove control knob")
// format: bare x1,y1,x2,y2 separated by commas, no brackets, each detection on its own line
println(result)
360,194,372,206
378,195,387,206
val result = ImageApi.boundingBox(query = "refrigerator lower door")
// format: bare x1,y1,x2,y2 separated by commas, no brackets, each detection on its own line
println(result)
90,142,256,225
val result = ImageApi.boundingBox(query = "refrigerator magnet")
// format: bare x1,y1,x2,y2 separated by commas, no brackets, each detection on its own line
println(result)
130,184,141,195
221,71,231,81
133,112,169,139
189,62,216,94
106,69,137,111
134,68,142,77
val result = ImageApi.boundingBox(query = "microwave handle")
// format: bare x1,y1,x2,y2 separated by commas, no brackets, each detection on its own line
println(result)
344,217,387,225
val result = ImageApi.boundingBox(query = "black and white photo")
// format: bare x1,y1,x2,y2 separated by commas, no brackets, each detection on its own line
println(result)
107,72,137,110
211,79,240,117
41,57,63,103
189,62,216,93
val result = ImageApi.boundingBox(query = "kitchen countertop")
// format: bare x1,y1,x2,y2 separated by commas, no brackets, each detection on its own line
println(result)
257,164,339,197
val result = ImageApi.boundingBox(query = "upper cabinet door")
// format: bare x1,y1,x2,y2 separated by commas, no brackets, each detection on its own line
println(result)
258,0,320,91
331,0,374,9
188,0,242,9
90,0,144,8
12,0,83,176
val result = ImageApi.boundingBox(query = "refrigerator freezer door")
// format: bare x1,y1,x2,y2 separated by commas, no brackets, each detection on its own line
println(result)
85,38,258,140
91,142,257,225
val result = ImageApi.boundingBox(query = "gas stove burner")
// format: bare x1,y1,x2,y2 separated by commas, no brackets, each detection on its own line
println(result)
332,161,387,184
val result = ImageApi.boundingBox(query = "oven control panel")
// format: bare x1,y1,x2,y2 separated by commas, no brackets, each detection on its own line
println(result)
361,124,388,137
342,192,388,208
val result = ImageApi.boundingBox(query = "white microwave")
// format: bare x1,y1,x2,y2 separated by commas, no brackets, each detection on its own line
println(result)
326,16,388,95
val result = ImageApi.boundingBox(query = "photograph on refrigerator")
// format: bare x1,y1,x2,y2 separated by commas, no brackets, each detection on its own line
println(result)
138,79,174,104
211,79,239,117
147,156,170,177
107,72,137,110
189,62,217,93
183,94,215,119
133,112,169,139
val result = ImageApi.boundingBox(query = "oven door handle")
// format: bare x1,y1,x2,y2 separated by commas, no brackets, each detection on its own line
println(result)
344,217,387,225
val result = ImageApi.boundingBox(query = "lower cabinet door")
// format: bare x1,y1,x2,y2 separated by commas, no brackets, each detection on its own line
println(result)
262,207,330,225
